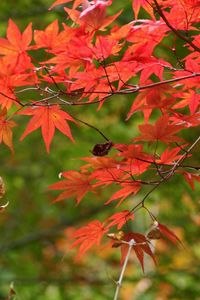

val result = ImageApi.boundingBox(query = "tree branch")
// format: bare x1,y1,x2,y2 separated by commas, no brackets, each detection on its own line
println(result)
131,134,200,213
113,239,135,300
153,0,200,53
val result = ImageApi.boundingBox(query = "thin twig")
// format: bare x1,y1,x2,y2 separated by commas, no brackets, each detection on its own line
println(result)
72,115,110,142
113,239,135,300
0,92,24,107
131,134,200,213
153,0,200,53
15,72,200,109
135,157,200,170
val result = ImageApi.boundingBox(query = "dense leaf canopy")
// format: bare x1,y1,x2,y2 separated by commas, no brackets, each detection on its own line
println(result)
0,0,200,299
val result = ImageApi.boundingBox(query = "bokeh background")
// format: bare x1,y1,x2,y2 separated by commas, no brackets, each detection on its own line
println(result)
0,1,200,299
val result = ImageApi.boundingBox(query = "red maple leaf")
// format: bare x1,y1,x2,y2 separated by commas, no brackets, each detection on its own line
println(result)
34,20,60,49
173,90,200,114
0,19,32,56
170,110,200,127
63,1,122,33
132,0,154,19
93,35,122,61
0,108,17,153
49,0,81,10
0,56,35,109
70,220,108,255
147,221,182,245
105,181,141,207
127,84,174,121
49,170,94,204
114,143,151,175
111,23,132,41
82,2,122,32
183,171,200,190
161,1,200,30
49,0,73,10
114,143,147,159
106,210,134,230
158,222,182,245
19,105,76,152
156,147,183,164
71,65,114,106
136,115,184,144
80,156,125,187
81,156,119,171
46,34,93,76
127,20,167,56
121,232,156,271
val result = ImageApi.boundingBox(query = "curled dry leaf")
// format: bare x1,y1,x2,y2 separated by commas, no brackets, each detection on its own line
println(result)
147,225,161,240
147,221,182,245
91,141,113,156
107,230,125,248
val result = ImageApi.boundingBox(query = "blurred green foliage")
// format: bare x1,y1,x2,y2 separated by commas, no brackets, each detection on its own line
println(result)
0,0,200,299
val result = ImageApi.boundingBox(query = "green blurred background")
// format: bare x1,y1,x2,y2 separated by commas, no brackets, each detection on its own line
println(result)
0,1,200,299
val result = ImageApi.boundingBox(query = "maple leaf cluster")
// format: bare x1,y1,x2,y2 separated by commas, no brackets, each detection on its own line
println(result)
0,0,200,270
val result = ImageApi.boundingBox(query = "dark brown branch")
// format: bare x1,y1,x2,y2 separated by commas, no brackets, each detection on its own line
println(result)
0,92,24,107
135,157,200,170
153,0,200,53
72,115,110,142
18,72,200,109
136,72,200,92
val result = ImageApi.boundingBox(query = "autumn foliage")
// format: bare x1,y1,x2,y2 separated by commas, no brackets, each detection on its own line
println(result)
0,0,200,273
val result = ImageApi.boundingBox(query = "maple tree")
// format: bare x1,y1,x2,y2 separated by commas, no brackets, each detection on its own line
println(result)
0,0,200,298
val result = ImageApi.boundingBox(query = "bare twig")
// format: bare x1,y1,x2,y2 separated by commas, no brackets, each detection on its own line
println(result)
72,115,110,142
135,157,200,171
113,239,135,300
0,92,24,107
14,71,200,110
131,134,200,213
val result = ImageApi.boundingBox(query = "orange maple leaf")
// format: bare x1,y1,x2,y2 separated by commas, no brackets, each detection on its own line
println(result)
0,108,17,153
173,90,200,114
156,147,183,164
127,84,174,122
93,35,122,61
70,220,108,255
132,0,154,19
105,181,141,207
183,171,200,190
106,210,134,230
19,105,76,152
49,170,94,204
34,20,59,49
81,156,119,171
0,19,32,56
0,56,35,109
64,1,122,32
49,0,81,10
